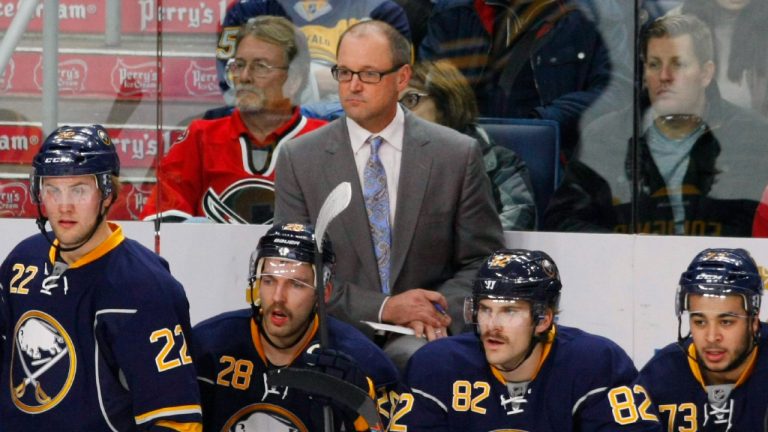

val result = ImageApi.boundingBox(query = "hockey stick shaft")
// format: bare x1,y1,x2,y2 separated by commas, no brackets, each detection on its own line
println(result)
313,182,352,432
314,182,351,347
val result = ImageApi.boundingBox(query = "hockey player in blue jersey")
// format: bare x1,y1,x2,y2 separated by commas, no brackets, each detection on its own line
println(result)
391,248,662,431
635,248,768,431
191,222,401,431
0,125,202,430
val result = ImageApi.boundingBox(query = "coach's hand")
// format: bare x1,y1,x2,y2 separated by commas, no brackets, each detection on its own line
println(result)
381,289,452,330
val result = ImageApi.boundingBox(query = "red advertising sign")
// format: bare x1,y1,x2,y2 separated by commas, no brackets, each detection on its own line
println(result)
0,0,231,34
0,124,183,168
111,128,185,168
0,51,220,102
0,179,35,218
112,181,156,221
0,124,43,164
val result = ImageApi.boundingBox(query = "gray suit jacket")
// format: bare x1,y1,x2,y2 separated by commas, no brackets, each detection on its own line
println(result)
274,110,504,336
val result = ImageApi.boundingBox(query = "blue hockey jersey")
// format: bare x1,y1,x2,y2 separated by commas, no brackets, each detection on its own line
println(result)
392,325,662,431
191,309,401,431
0,223,202,431
636,323,768,432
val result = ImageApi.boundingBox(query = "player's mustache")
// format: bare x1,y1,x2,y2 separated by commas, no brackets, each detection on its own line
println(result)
265,303,292,319
481,330,508,343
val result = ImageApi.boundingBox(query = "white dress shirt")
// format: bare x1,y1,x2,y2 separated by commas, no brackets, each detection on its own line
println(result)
346,105,405,225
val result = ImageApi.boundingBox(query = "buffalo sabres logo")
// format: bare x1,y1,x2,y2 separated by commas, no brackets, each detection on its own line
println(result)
488,253,514,269
11,311,76,413
540,259,557,278
97,128,111,146
222,403,308,432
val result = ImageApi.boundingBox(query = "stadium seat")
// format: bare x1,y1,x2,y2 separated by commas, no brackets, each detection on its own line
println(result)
477,118,561,229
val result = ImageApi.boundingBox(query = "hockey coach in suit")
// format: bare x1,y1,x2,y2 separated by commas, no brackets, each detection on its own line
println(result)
274,19,503,348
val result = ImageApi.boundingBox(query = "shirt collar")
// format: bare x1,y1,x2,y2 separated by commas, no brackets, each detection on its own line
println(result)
347,105,405,154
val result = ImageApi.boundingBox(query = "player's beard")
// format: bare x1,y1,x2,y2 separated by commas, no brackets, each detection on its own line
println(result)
697,329,754,373
235,84,267,113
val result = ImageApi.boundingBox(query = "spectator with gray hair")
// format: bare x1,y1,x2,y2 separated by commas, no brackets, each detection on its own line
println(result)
142,15,327,224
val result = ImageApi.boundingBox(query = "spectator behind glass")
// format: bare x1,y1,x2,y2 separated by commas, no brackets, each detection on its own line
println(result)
141,16,327,224
419,0,613,159
544,14,768,237
670,0,768,116
399,60,536,230
214,0,412,121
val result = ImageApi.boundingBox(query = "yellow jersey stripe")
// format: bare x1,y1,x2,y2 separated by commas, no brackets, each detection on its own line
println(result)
134,404,202,424
48,222,125,268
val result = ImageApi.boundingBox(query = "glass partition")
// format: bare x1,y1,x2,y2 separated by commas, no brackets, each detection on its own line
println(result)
0,0,764,238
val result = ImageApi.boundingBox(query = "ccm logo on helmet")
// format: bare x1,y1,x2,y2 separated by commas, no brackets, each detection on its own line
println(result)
44,157,74,163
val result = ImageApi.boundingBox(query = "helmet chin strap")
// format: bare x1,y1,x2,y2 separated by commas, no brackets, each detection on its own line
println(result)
492,320,547,374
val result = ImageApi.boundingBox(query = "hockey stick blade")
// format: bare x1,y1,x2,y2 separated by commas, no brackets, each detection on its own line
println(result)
267,368,382,429
315,182,352,245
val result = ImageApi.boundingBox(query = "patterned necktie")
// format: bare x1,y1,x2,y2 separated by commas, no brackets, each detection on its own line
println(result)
363,135,391,295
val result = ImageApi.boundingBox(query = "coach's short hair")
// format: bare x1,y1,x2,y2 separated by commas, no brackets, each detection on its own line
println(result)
337,20,411,67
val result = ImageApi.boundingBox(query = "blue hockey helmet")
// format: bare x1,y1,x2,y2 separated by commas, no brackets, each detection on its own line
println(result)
30,125,120,203
676,248,763,316
247,223,335,303
465,249,562,326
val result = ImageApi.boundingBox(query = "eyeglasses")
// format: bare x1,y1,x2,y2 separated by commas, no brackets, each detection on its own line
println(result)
330,64,404,84
226,58,288,79
399,91,430,109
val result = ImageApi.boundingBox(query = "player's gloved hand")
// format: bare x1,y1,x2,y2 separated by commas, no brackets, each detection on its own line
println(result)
303,347,370,394
303,348,376,431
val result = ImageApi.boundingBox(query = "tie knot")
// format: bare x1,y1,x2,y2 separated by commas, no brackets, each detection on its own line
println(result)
369,136,383,154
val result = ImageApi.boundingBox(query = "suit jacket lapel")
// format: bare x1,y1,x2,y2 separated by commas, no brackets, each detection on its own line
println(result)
391,113,432,288
322,119,380,288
